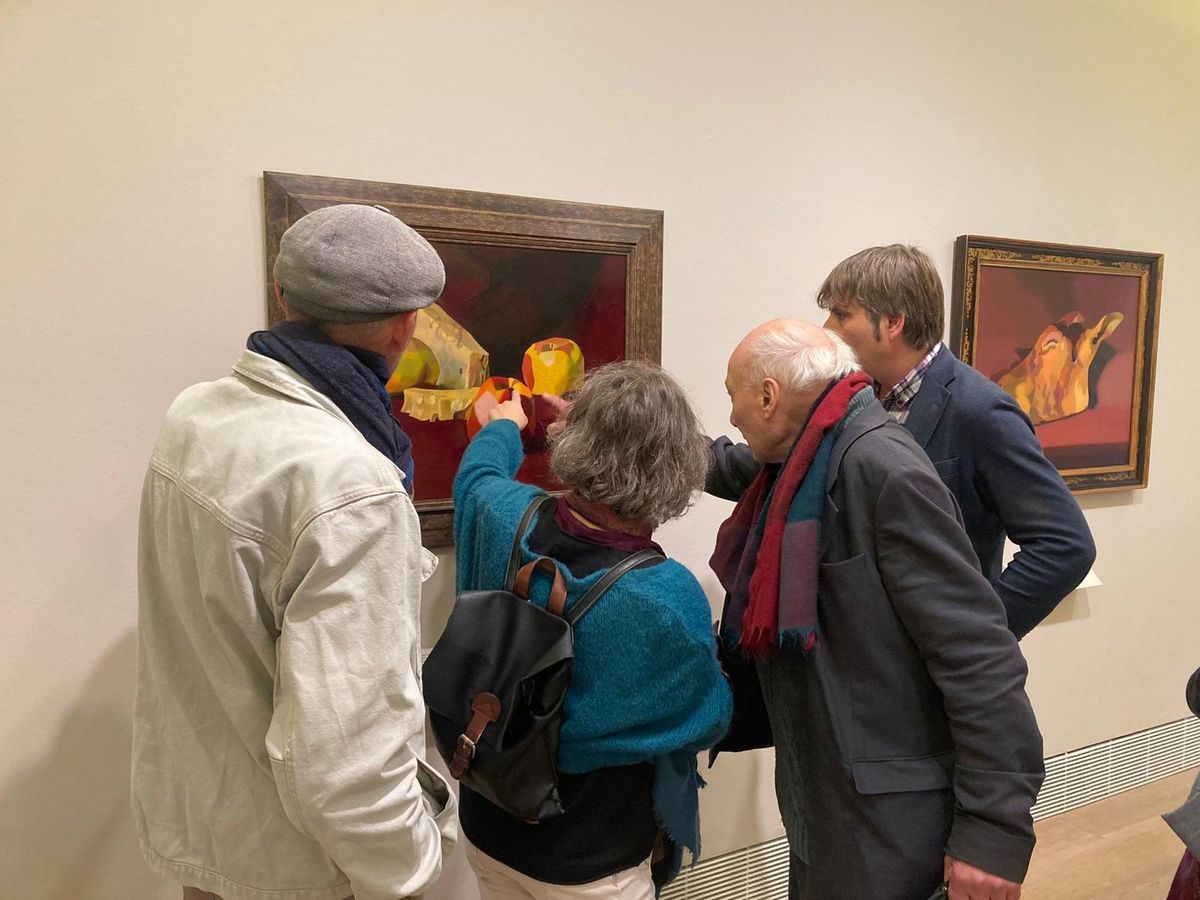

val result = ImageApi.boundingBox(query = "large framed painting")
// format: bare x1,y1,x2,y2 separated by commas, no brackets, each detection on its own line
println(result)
951,235,1162,493
263,172,663,546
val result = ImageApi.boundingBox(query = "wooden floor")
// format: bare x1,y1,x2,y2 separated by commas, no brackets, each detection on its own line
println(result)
1023,767,1197,899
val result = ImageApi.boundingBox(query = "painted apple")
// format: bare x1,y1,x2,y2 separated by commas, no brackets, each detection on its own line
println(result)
465,376,534,439
521,338,584,397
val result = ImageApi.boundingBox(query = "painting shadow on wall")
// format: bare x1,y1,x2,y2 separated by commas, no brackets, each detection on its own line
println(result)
1038,589,1093,628
0,631,173,900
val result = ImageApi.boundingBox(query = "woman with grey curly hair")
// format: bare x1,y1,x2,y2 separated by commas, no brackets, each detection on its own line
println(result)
451,360,732,900
547,361,711,530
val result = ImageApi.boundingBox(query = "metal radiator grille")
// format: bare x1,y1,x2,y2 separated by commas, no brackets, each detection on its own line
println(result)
663,716,1198,899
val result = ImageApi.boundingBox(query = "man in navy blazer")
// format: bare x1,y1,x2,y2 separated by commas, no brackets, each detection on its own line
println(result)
709,245,1095,638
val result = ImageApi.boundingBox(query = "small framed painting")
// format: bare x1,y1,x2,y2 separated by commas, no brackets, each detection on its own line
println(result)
951,235,1162,493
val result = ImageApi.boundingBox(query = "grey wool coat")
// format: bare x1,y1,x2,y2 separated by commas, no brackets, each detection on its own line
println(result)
709,399,1045,899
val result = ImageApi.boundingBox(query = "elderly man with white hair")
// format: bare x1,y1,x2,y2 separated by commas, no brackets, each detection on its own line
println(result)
708,319,1045,900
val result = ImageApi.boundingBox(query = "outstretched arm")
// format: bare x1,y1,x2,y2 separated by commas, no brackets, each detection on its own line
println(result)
706,436,760,501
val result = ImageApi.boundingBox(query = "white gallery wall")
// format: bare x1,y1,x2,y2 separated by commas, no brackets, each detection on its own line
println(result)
2,1,1197,897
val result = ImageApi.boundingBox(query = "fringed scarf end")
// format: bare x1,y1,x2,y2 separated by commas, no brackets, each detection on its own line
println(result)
777,627,819,654
738,626,777,658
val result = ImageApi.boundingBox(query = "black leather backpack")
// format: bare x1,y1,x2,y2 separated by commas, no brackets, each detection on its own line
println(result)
422,494,662,822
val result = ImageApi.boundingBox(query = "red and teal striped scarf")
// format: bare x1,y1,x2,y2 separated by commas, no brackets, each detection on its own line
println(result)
711,373,872,656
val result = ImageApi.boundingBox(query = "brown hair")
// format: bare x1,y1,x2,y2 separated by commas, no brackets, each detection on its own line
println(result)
816,244,944,351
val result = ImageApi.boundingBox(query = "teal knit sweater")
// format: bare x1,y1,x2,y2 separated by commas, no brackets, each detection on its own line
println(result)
453,421,732,775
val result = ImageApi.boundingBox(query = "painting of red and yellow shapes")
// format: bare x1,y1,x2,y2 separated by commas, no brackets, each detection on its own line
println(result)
391,243,625,507
952,235,1162,493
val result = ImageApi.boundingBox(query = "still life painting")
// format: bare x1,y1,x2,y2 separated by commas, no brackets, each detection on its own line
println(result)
385,243,624,504
263,172,663,545
951,235,1162,493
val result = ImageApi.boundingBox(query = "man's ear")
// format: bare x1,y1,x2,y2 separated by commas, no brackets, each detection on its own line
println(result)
274,282,288,317
881,313,906,343
761,377,781,416
389,309,420,354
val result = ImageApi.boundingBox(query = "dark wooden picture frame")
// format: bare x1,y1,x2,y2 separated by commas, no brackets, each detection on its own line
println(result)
952,235,1162,493
262,171,663,546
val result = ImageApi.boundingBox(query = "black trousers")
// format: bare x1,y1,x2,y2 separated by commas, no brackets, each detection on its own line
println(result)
788,855,947,900
788,852,810,899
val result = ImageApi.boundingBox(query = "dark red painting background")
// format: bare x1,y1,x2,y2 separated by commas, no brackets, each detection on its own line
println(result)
972,265,1141,470
398,243,628,502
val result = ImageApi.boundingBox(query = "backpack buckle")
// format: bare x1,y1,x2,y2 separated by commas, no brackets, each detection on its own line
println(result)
450,692,501,779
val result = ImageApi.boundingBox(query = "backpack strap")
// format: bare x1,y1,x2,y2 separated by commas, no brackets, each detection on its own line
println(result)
565,548,665,627
504,494,555,592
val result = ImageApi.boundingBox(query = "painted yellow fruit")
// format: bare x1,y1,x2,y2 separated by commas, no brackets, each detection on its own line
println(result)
386,339,440,394
521,338,585,396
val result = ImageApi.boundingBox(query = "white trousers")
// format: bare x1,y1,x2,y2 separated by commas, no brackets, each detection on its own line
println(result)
466,840,655,900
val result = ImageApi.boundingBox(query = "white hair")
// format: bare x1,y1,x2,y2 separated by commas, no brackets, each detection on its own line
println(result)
743,323,860,392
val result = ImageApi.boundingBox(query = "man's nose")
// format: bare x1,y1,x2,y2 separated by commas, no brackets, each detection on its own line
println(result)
822,313,837,332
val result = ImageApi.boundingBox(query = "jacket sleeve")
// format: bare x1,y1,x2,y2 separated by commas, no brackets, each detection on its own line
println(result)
706,436,760,501
452,420,531,594
874,462,1044,884
267,491,456,900
453,420,525,511
969,394,1096,638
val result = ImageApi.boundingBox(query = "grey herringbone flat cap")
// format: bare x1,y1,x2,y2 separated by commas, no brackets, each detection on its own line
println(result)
273,204,445,323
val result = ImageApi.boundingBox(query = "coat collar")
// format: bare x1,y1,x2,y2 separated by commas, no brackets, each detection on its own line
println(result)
901,347,957,449
233,349,354,428
825,398,891,492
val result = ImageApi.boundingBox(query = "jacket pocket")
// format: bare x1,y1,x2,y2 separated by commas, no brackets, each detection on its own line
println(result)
415,754,452,815
416,754,460,852
266,753,309,834
819,551,866,578
851,754,953,796
818,552,885,608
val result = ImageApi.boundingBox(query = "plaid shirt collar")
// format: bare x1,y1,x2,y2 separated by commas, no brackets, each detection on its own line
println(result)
878,343,943,417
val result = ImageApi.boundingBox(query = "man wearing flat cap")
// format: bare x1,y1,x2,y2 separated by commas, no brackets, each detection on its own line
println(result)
134,204,457,900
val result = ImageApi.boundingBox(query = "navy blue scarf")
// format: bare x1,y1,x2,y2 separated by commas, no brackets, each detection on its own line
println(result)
247,321,415,494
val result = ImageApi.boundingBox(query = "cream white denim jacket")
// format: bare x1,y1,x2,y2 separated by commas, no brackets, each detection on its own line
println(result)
133,350,456,900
